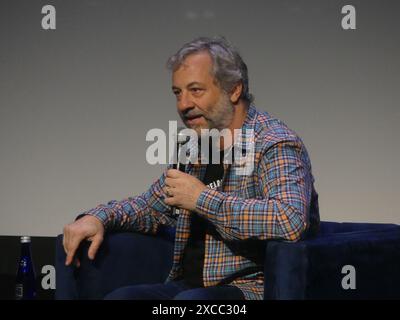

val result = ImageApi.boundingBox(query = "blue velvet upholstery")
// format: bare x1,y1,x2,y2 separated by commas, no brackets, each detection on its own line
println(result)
264,222,400,299
55,231,174,299
55,222,400,299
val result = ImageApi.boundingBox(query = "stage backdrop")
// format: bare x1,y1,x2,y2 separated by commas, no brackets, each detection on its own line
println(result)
1,0,399,237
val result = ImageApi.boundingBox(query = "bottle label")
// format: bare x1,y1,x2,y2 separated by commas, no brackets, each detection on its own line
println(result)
15,284,23,300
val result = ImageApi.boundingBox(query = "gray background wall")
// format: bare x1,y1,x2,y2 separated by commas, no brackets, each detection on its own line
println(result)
1,0,399,236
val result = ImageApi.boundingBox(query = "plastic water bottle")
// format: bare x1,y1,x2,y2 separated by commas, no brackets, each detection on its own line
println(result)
15,236,36,300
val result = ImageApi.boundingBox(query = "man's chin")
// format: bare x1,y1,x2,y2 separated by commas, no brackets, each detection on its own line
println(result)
184,122,208,133
188,125,204,136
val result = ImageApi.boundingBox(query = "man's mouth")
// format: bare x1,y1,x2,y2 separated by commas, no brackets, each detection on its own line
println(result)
185,114,203,125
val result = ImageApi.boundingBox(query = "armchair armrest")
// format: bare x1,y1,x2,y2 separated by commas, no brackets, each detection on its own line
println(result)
55,232,174,299
264,224,400,299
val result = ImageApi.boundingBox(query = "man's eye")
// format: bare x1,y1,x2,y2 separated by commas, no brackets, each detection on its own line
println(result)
173,91,180,96
191,88,202,93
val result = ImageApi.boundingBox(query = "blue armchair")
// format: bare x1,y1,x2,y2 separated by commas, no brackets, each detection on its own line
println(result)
55,221,400,299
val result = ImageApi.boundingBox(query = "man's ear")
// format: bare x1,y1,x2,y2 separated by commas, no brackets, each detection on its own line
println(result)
229,82,243,104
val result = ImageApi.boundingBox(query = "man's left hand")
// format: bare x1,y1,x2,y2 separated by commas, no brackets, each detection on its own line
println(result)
163,169,207,212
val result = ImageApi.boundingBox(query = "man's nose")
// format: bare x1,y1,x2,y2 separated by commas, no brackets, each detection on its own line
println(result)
177,91,194,114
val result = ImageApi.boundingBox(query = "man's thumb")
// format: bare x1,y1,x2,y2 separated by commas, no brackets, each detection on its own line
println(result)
88,235,103,260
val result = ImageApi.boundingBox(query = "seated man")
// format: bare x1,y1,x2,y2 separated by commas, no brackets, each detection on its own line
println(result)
62,36,320,300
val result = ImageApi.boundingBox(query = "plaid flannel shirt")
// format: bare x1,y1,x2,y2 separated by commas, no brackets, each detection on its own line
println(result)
83,105,320,300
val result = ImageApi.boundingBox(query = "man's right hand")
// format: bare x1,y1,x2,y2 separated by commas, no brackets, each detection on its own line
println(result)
63,215,105,267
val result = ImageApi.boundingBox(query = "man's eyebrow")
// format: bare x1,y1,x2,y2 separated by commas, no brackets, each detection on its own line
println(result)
172,82,205,91
186,82,204,87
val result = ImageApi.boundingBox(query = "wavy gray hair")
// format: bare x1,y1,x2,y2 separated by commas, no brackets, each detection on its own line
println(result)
166,36,254,104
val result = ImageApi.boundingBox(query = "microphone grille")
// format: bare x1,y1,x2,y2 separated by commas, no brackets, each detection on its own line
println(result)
177,127,190,144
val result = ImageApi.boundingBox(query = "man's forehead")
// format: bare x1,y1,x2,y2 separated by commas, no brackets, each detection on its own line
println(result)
172,52,214,86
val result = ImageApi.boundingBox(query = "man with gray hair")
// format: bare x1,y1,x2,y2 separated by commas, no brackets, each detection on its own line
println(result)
62,36,320,300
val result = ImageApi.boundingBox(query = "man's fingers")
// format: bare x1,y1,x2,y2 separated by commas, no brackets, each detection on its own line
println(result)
74,258,81,268
65,245,77,266
88,235,103,260
162,187,168,196
166,169,182,178
163,186,176,197
65,237,81,266
62,216,105,266
165,178,179,188
164,196,177,207
165,177,172,187
63,226,70,255
62,232,67,255
65,251,75,266
63,226,72,263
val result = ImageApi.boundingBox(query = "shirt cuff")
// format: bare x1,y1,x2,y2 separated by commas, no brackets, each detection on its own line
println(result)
196,187,225,220
77,208,109,228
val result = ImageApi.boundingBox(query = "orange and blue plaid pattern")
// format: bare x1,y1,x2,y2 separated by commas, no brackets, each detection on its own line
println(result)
83,105,320,300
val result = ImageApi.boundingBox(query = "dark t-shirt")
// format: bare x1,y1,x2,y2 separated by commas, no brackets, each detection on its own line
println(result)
181,149,226,288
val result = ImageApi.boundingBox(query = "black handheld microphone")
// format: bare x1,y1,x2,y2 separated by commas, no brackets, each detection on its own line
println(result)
172,128,189,217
